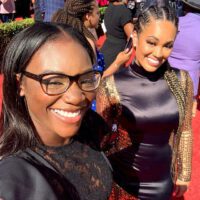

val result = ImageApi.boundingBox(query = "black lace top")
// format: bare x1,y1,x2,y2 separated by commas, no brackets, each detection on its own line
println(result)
33,110,113,200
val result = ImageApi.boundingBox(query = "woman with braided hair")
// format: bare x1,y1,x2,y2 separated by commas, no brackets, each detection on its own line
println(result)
52,0,133,78
96,5,193,200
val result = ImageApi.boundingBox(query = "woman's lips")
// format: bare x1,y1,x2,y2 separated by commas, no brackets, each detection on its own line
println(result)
50,108,82,123
147,57,160,67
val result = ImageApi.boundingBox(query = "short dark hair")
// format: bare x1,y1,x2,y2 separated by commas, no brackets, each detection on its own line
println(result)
134,5,178,34
0,22,95,157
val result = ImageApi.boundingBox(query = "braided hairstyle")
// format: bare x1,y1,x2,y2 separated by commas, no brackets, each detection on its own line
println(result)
52,0,96,41
134,5,178,34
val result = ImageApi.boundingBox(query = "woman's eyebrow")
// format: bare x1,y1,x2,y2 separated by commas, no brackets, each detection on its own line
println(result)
147,36,159,41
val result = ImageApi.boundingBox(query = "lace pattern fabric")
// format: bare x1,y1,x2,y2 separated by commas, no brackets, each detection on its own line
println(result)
34,138,112,200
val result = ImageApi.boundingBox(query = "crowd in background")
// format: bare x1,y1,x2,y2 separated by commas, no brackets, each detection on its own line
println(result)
0,0,184,23
0,0,199,200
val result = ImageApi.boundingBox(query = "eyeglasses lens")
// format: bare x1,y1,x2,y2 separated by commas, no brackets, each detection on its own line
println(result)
78,71,101,91
41,71,101,95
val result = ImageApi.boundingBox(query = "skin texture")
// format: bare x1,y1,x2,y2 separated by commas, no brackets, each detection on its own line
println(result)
133,18,177,72
19,36,95,146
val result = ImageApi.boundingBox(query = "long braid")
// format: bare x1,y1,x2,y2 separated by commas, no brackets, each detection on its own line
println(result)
52,0,96,41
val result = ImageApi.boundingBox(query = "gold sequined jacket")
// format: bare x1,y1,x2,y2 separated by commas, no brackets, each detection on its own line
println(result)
96,67,193,183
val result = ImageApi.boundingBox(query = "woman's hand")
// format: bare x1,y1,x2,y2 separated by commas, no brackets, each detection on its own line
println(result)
115,48,133,67
102,48,133,78
173,179,190,198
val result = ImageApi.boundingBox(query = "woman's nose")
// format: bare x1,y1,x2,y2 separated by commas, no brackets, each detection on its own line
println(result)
61,82,85,105
153,47,163,59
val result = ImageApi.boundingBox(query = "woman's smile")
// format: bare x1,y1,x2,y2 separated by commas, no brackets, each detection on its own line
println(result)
50,108,82,123
146,57,161,67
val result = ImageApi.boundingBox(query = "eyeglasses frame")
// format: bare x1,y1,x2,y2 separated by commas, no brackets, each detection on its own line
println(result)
21,69,102,95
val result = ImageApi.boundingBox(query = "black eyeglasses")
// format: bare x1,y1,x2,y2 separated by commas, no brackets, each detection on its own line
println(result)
22,70,102,95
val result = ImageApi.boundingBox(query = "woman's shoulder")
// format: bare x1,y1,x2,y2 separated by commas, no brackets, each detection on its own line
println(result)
169,65,190,80
167,65,193,93
0,153,58,199
0,154,34,175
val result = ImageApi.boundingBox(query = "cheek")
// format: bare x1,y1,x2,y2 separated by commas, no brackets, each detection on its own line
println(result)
25,92,49,115
164,49,173,59
92,15,99,24
86,91,96,103
23,83,51,117
135,47,146,62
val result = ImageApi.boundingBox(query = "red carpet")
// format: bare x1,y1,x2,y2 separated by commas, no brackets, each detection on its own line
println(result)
185,106,200,200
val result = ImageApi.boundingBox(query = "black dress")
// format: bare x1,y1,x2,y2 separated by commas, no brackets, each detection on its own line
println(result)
109,62,179,200
100,3,133,69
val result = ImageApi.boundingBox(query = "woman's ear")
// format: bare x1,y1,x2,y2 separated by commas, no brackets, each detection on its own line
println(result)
133,30,138,48
16,74,25,97
83,13,91,27
85,13,90,21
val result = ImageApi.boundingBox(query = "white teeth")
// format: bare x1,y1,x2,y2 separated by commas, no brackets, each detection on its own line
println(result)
52,109,81,118
147,58,159,65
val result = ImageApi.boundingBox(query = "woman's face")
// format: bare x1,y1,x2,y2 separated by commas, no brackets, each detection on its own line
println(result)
87,1,100,29
19,36,96,146
134,18,177,72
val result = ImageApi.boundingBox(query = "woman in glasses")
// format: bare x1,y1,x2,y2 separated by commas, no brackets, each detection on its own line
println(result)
0,22,112,200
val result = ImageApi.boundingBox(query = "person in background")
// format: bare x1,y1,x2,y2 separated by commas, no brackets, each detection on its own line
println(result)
21,0,31,18
0,22,112,200
0,0,15,23
127,0,170,21
168,0,200,117
97,5,193,200
40,0,65,22
52,0,133,111
31,0,44,22
52,0,132,78
100,0,134,71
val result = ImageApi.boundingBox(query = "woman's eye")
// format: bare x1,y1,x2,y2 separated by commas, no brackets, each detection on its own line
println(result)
48,81,63,85
147,41,156,46
165,44,173,49
81,79,94,84
42,79,63,86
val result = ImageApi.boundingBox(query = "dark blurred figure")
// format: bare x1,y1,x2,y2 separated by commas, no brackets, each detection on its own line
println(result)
100,0,134,70
31,0,44,22
15,0,31,18
40,0,65,22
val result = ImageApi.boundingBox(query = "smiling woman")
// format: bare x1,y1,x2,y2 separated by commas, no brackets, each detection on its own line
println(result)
97,5,193,200
0,22,112,200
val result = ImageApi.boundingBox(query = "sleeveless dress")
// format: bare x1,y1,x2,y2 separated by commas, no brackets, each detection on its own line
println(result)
109,62,179,200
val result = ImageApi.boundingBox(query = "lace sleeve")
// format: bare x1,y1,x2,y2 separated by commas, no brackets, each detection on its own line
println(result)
177,71,193,182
